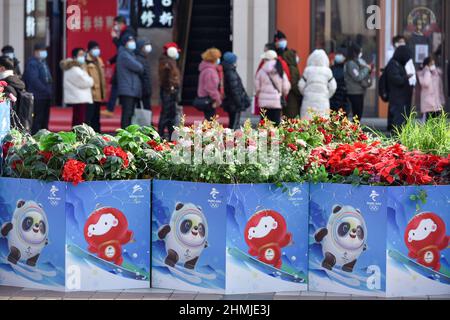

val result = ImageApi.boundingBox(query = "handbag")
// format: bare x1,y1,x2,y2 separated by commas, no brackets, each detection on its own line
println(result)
193,96,213,112
267,73,287,108
132,101,153,126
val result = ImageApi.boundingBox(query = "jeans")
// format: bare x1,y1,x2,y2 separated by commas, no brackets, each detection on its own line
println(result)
107,82,118,112
86,102,101,133
347,94,365,121
31,99,51,135
119,96,138,129
262,108,281,126
158,89,178,139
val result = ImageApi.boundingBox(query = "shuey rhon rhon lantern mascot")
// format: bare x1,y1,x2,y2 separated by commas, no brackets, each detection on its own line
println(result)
1,200,49,267
84,207,133,266
158,203,208,270
245,210,293,269
404,212,449,271
315,205,367,273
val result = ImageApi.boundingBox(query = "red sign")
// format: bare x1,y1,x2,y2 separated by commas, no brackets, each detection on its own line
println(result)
66,0,118,99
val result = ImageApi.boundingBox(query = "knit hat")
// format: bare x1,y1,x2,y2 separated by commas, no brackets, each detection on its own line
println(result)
1,45,14,54
164,42,181,59
274,30,287,42
201,48,222,63
87,41,99,51
262,50,278,61
223,52,237,64
34,42,47,51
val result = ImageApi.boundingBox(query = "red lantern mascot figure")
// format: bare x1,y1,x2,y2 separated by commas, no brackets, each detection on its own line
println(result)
84,207,133,266
244,210,292,269
404,212,449,271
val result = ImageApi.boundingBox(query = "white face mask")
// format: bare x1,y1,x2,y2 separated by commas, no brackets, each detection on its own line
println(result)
359,52,363,59
144,44,152,53
295,55,300,64
429,65,436,72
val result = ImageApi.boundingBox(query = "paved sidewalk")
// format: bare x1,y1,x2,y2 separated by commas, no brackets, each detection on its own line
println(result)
0,286,448,300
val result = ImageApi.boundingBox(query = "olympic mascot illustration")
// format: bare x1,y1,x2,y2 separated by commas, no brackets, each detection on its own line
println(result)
158,203,208,270
404,212,449,271
244,210,292,269
1,200,49,267
315,205,367,273
84,207,133,266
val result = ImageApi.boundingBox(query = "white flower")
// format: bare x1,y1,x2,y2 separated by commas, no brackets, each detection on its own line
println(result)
296,139,307,148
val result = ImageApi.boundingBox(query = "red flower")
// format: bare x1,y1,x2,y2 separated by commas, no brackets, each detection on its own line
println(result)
287,128,295,133
287,143,298,152
147,140,159,149
259,120,266,126
2,141,13,158
102,136,111,142
62,159,86,186
11,159,23,170
101,146,129,168
39,151,53,163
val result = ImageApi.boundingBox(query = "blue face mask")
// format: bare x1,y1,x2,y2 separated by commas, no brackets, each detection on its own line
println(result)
77,56,86,64
5,52,14,60
175,52,180,60
334,54,345,64
91,48,101,57
126,41,136,51
39,50,48,60
277,40,288,50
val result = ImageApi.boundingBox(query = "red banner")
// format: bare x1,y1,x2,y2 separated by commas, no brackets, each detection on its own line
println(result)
66,0,118,100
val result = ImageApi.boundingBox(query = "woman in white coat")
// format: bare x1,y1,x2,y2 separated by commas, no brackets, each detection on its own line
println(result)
298,49,337,120
61,48,94,128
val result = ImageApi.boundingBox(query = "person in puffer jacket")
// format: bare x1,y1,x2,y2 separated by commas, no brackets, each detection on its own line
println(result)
197,48,222,121
255,50,291,125
61,48,94,128
221,52,250,129
299,49,337,120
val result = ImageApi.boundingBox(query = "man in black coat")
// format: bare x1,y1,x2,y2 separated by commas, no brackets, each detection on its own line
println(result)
385,46,414,133
330,49,349,115
221,52,250,129
136,40,153,111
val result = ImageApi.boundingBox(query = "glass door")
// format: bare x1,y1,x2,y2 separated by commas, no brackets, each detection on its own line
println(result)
311,0,379,117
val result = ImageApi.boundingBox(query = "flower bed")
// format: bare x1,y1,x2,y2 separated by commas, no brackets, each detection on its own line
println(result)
0,111,448,295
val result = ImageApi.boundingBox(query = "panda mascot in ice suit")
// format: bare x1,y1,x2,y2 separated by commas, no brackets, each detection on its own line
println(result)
315,205,367,273
158,203,208,270
1,200,49,267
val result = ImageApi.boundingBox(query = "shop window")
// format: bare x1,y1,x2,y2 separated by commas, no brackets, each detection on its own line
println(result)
312,0,379,117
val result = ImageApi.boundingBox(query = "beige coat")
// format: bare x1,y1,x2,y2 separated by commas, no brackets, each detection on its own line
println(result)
86,54,107,102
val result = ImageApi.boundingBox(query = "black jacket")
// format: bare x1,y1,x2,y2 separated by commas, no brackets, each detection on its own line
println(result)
330,63,348,111
385,59,413,107
222,62,250,113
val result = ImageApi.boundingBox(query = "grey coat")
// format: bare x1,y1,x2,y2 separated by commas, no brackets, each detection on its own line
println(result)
116,46,144,98
344,59,370,95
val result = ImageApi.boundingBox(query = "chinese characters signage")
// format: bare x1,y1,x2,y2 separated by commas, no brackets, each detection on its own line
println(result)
138,0,174,28
25,0,36,38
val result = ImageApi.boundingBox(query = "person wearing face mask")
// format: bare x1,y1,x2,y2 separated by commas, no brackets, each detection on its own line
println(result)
85,41,106,132
158,42,181,139
330,49,349,115
385,46,414,132
386,35,417,87
221,52,250,129
281,49,302,118
417,57,445,120
1,45,21,77
197,48,223,121
135,39,153,113
117,36,144,129
103,16,137,119
23,43,53,134
60,48,94,128
273,31,292,82
344,44,372,121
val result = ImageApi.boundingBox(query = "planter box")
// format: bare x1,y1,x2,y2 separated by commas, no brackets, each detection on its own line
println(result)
309,183,450,297
151,180,309,294
309,183,387,297
0,178,151,291
386,185,450,297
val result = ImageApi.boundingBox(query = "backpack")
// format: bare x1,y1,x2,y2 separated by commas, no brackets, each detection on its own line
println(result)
14,90,34,132
378,68,389,102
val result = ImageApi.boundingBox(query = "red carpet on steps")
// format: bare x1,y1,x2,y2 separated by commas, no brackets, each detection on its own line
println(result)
49,106,230,133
